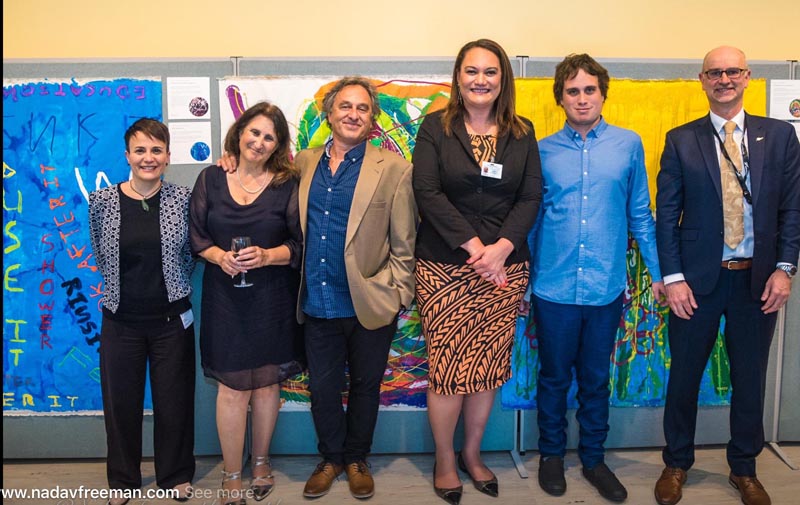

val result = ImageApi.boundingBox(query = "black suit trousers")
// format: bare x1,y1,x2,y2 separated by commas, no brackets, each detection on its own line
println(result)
100,315,196,490
662,268,776,476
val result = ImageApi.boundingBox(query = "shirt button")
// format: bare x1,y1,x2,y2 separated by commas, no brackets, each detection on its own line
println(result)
327,188,332,192
321,235,326,240
580,243,585,248
583,195,588,200
584,172,588,175
321,258,326,263
578,267,583,272
322,281,327,286
582,219,586,224
324,211,329,215
584,149,588,153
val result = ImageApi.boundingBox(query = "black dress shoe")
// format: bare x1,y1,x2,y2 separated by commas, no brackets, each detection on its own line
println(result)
433,463,462,505
457,453,498,497
538,456,566,496
582,463,628,502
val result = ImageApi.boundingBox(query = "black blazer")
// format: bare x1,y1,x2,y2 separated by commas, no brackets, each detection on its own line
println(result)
412,110,542,265
655,112,800,299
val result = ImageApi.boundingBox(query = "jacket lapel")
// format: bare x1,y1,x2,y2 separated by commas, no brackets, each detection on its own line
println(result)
298,147,324,236
696,114,722,202
346,143,383,247
745,113,765,207
453,116,478,166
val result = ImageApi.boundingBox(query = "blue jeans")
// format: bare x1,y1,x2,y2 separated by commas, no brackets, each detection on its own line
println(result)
304,315,396,465
532,293,623,468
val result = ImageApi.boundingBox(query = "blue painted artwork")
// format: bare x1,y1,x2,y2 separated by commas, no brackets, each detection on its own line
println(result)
3,78,162,413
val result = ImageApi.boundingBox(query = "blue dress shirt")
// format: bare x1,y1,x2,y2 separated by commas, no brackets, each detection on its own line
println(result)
531,118,662,306
302,140,365,319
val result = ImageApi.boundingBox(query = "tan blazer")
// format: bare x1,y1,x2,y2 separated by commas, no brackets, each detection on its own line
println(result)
295,143,418,330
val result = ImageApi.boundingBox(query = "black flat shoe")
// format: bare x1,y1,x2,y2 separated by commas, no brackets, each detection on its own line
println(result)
433,463,462,505
538,456,567,496
172,483,193,502
582,463,627,502
457,453,499,497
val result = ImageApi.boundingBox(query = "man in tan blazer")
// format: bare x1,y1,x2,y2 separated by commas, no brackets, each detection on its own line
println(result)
297,76,417,500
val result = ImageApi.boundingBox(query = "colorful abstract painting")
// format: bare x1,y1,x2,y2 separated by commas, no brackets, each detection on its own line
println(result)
3,78,162,413
218,76,450,409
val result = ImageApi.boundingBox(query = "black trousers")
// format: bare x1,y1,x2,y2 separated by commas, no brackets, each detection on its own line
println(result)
100,315,196,490
304,315,395,465
662,268,777,476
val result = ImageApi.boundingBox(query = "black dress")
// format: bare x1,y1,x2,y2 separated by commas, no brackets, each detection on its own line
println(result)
190,166,304,390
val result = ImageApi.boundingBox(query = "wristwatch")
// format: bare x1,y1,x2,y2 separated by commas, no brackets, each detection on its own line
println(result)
777,264,797,279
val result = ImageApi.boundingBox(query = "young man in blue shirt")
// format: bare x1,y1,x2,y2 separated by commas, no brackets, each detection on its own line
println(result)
527,53,665,503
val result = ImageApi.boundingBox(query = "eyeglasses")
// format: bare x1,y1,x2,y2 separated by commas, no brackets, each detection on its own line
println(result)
702,67,749,80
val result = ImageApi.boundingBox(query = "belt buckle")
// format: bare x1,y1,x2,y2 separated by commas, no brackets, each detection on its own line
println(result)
726,260,739,270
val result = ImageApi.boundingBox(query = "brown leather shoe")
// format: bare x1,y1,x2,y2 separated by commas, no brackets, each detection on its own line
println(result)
729,474,771,505
654,467,687,505
303,461,343,498
346,461,375,499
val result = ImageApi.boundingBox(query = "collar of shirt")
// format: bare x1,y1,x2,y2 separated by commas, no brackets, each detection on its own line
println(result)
709,109,746,136
323,138,367,165
562,116,609,143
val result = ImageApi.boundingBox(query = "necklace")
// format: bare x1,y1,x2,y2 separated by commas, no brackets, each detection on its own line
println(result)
129,180,162,212
237,168,271,194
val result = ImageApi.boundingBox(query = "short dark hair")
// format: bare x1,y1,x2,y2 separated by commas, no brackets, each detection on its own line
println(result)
223,101,297,185
553,53,610,105
321,76,381,121
125,118,169,151
441,38,529,139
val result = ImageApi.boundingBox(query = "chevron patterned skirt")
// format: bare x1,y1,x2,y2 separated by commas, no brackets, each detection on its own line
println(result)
415,259,528,395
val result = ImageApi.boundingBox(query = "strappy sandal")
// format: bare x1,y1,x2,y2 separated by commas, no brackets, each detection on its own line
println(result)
250,456,275,501
221,469,246,505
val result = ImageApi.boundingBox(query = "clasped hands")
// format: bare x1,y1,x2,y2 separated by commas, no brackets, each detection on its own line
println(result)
463,237,514,289
220,246,271,277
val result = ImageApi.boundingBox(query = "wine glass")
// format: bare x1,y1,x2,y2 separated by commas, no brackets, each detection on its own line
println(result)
231,236,254,288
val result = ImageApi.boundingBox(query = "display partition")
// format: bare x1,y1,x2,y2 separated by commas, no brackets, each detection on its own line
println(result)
3,57,798,462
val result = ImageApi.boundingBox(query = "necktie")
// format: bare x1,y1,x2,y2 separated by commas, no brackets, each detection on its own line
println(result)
720,120,744,248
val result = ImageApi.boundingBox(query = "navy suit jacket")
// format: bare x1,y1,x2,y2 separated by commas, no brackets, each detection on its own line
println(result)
656,112,800,299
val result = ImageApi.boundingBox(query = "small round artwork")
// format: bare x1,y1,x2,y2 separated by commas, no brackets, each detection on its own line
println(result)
189,96,209,117
191,142,211,162
789,99,800,119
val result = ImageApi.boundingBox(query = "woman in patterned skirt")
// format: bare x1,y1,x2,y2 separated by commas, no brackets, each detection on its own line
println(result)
412,39,542,504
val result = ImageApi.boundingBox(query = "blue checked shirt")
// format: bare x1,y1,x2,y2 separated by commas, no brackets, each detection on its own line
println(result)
530,118,662,306
301,140,365,319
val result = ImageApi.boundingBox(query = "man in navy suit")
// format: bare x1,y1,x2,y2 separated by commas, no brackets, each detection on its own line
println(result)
654,46,800,505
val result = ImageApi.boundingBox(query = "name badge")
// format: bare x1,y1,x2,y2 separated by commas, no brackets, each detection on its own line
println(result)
481,161,503,179
180,309,194,329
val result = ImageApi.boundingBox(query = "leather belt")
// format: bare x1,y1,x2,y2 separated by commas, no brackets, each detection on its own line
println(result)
721,259,752,270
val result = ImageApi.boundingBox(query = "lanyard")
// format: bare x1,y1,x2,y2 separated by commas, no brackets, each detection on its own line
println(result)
712,122,752,205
